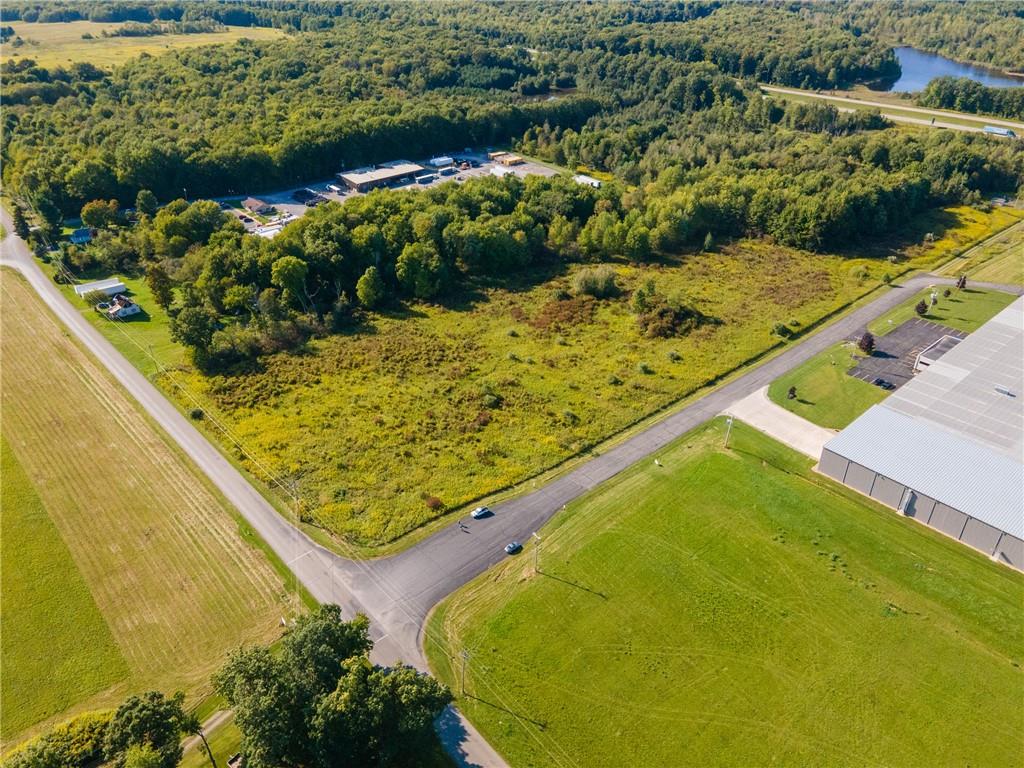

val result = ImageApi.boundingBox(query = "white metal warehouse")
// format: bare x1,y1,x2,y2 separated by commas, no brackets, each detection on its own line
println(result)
820,296,1024,570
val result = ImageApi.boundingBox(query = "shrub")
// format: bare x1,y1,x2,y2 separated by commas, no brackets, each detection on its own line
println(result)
882,272,892,284
849,265,868,281
571,266,619,299
858,331,875,354
6,710,113,768
189,408,204,420
562,409,579,425
943,288,951,298
83,289,110,306
637,361,653,375
424,495,443,511
667,350,682,362
607,374,622,385
772,322,792,338
915,299,928,316
636,296,712,339
507,328,519,337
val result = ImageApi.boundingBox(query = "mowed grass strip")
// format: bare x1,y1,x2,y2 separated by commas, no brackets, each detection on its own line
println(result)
936,221,1024,286
0,270,292,745
427,421,1024,768
0,439,128,740
3,21,284,69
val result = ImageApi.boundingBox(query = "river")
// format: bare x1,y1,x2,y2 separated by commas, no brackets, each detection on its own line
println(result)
887,46,1024,93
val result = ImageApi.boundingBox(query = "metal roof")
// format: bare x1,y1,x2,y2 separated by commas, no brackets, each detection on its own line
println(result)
825,406,1023,537
824,297,1024,537
339,162,422,185
73,278,125,296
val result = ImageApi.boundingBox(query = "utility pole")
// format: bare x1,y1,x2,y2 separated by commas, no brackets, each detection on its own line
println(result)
532,532,541,574
460,649,470,695
724,415,734,449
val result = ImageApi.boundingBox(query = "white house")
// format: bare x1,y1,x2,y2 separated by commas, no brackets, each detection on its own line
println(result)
105,294,142,319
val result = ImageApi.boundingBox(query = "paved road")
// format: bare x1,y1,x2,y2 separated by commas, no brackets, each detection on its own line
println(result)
761,85,1024,134
4,205,1020,766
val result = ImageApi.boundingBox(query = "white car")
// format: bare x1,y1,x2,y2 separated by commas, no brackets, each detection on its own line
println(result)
471,506,491,519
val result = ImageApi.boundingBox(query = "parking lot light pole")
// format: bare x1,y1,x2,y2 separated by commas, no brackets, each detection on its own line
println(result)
724,415,734,449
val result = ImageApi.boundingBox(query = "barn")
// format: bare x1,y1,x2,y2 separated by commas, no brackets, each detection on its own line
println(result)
819,297,1024,570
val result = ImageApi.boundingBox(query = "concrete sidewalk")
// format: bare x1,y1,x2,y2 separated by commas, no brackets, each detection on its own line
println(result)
724,386,837,459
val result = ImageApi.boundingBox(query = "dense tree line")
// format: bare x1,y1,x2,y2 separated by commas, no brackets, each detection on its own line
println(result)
918,76,1024,121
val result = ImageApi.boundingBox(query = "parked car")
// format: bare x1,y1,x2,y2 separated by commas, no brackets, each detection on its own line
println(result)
504,541,522,555
471,506,491,519
872,377,895,390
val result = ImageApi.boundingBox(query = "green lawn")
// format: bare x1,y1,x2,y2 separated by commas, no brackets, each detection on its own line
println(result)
768,286,1018,428
0,439,128,741
427,420,1024,768
767,342,885,429
868,286,1018,335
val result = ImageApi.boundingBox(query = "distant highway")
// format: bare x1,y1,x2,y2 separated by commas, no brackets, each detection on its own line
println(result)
761,85,1024,135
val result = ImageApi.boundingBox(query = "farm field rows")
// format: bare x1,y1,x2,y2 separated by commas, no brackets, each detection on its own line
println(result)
427,420,1024,768
2,21,284,68
767,286,1018,428
56,204,1022,551
0,269,294,748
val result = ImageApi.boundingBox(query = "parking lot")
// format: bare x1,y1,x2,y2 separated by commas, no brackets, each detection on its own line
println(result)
216,151,562,238
846,318,966,389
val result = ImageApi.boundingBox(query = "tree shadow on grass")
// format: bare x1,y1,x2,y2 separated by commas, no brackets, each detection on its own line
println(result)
795,398,815,406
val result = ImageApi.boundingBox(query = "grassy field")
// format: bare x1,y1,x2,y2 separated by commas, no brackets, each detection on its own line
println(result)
2,21,284,68
0,269,297,748
0,440,129,740
767,342,886,429
54,204,1021,551
768,286,1017,428
427,420,1024,768
868,285,1018,335
936,220,1024,286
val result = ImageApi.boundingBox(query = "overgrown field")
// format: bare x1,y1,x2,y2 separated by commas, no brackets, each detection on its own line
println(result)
427,420,1024,768
0,270,294,747
57,204,1021,550
768,286,1018,428
177,241,894,547
2,21,284,68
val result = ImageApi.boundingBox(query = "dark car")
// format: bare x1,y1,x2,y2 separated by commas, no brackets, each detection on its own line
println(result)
504,541,522,555
872,377,895,390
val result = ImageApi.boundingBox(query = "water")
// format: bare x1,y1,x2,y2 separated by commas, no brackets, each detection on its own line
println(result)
887,46,1024,93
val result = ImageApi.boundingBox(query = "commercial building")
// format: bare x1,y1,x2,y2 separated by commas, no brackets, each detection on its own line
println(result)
337,161,423,192
819,297,1024,570
242,197,273,214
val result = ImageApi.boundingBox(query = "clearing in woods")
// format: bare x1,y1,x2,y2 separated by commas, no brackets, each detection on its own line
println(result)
427,420,1024,768
2,21,284,69
0,269,295,749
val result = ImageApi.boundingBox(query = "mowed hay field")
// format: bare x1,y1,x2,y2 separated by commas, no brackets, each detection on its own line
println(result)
0,270,293,747
1,21,283,69
936,220,1024,286
427,421,1024,768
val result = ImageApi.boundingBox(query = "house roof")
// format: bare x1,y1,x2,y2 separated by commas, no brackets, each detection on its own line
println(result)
73,278,125,296
339,162,423,186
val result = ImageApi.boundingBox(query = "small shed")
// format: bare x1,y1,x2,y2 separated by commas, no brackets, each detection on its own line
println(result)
74,278,126,297
242,197,273,214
